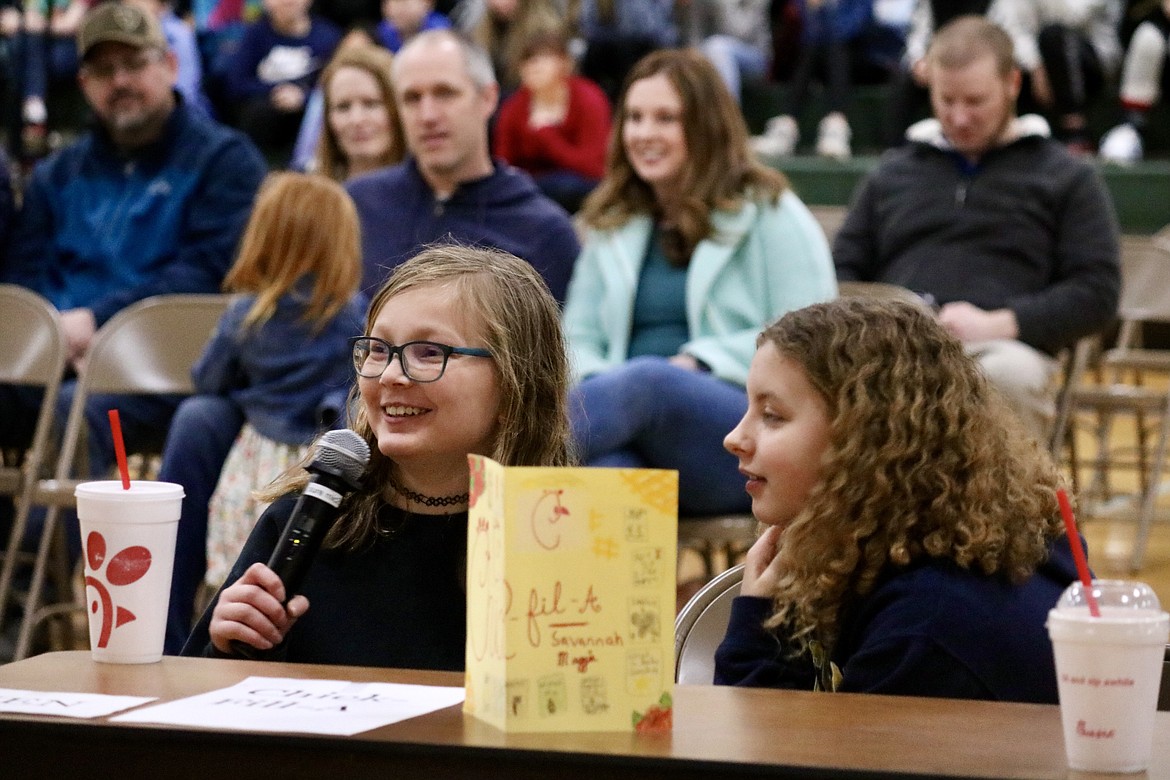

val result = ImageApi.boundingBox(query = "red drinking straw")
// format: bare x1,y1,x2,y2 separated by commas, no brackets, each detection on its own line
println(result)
1057,488,1100,617
108,409,131,490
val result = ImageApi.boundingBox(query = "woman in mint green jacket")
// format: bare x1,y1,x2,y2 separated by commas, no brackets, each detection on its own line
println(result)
563,48,836,517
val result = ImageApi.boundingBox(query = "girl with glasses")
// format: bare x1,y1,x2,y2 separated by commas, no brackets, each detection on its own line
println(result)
184,243,574,667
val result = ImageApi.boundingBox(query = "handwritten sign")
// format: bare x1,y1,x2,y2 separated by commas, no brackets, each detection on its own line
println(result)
464,456,677,732
111,677,465,735
0,688,154,718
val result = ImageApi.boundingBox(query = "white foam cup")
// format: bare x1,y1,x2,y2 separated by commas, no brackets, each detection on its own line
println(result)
1046,579,1169,773
75,480,184,664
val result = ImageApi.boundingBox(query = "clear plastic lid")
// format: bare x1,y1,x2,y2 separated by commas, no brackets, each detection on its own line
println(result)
1056,579,1162,612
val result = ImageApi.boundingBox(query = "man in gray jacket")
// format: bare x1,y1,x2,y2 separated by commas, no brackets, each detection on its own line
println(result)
834,15,1119,440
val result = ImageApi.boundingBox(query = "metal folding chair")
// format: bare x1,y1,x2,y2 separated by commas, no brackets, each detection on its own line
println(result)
10,293,231,660
674,563,743,684
1066,237,1170,572
0,286,68,648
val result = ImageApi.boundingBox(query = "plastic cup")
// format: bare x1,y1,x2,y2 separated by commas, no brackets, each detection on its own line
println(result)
75,480,184,664
1046,579,1169,773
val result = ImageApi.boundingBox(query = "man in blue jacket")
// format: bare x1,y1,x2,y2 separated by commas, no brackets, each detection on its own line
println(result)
0,3,266,499
346,28,580,303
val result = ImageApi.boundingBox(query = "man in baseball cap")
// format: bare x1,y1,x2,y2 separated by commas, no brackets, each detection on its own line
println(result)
1,2,266,578
76,1,167,61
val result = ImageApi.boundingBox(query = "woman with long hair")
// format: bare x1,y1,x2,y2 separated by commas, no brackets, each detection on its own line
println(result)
564,47,835,517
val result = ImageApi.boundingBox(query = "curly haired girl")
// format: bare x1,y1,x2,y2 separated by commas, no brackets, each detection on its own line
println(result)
715,297,1080,703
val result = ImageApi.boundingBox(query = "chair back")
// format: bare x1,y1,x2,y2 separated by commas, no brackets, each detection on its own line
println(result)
1160,645,1170,711
1118,237,1170,323
47,293,233,486
0,285,66,494
674,563,744,684
81,294,233,396
0,284,67,389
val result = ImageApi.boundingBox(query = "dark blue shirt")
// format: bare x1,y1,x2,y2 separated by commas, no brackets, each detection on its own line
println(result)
346,158,580,304
715,536,1081,703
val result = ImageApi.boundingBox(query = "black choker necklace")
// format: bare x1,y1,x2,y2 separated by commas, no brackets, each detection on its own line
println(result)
390,478,468,508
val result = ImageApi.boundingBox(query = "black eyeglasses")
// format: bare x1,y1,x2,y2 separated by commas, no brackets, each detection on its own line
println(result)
350,337,492,382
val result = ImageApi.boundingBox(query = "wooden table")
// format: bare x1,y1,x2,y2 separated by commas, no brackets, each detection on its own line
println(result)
0,651,1166,779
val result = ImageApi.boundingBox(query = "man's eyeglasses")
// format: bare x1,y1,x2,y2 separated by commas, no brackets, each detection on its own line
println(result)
350,337,492,383
81,50,164,82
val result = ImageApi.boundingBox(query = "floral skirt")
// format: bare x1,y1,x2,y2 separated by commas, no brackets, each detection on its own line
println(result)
205,423,310,588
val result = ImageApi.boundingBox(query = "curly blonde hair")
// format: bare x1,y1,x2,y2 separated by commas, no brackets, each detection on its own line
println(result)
761,298,1065,654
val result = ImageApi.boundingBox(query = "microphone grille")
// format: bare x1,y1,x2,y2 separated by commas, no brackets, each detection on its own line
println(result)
313,429,371,483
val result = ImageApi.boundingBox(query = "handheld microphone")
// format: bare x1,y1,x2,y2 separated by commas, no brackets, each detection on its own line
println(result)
231,428,369,659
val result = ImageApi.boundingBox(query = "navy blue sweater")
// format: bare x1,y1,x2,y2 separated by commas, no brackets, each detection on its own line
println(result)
4,98,266,325
346,158,580,304
715,537,1081,703
184,497,468,669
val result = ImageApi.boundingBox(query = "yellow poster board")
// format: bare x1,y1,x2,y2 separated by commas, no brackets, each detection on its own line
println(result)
464,455,678,732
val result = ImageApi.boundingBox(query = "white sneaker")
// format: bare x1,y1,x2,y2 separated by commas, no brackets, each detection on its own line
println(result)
815,114,851,160
751,114,798,158
22,96,46,125
1099,123,1143,164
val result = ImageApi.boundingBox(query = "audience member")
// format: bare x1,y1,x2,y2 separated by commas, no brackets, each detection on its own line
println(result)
750,0,875,160
162,173,365,653
190,0,263,105
492,26,609,212
0,2,266,490
577,0,678,103
452,0,562,90
885,0,1003,145
564,48,835,517
346,29,580,301
715,298,1077,703
375,0,450,51
686,0,771,106
998,0,1122,153
223,0,342,163
295,42,405,178
8,0,87,157
834,15,1120,440
290,0,442,171
1100,0,1169,163
182,244,574,666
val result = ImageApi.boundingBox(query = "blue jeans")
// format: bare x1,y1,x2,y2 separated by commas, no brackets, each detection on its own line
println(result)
700,35,769,104
157,395,244,654
18,32,77,103
571,356,750,516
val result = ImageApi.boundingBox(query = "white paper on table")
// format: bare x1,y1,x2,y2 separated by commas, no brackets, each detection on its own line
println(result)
110,676,466,736
0,687,156,718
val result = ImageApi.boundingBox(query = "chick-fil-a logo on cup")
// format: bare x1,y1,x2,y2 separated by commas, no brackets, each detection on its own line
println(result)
84,531,151,648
